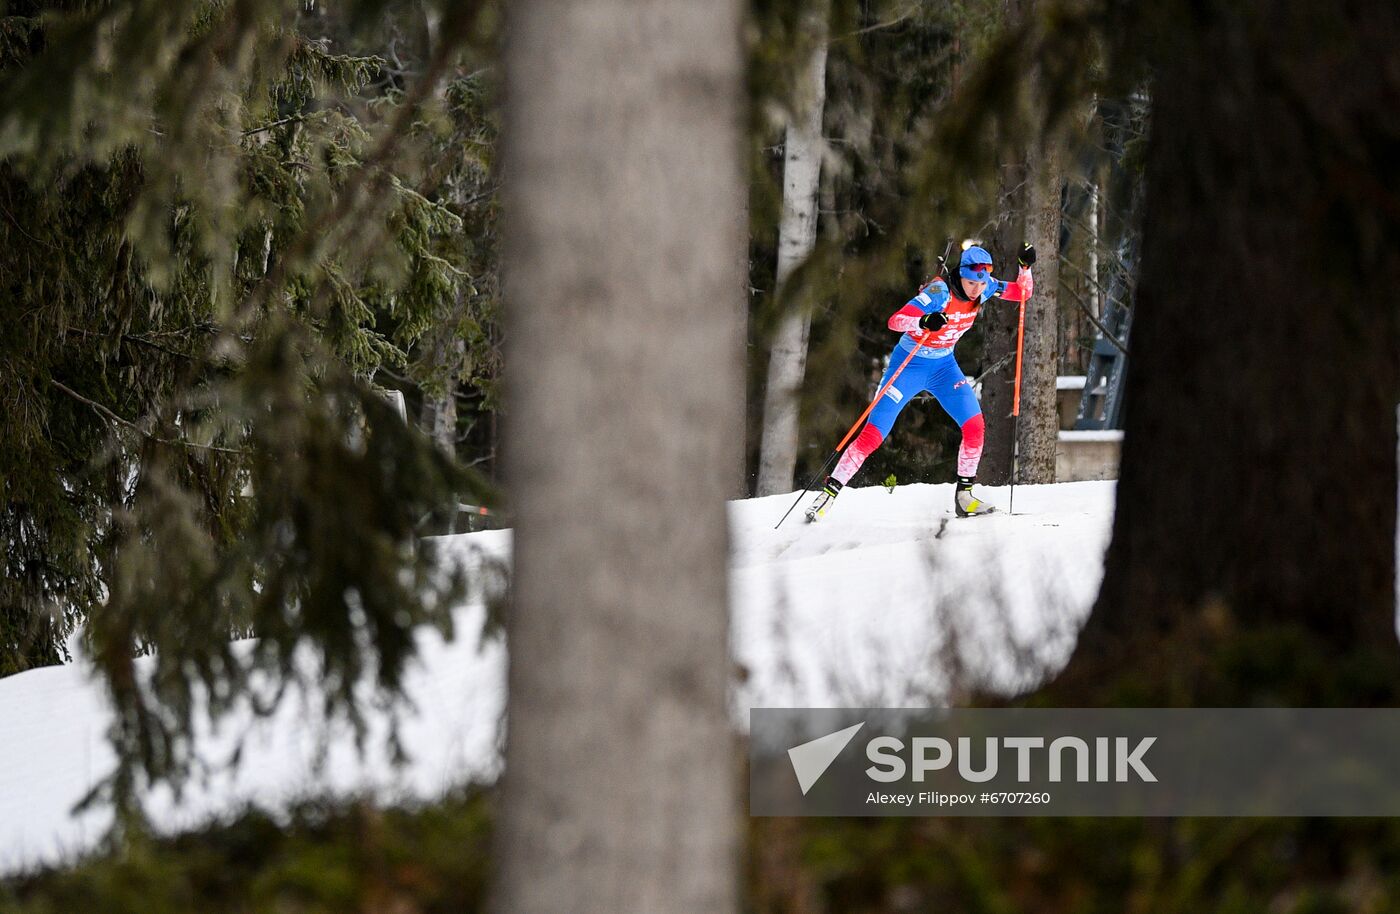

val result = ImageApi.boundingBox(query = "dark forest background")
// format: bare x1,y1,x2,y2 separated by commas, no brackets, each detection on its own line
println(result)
3,0,1399,911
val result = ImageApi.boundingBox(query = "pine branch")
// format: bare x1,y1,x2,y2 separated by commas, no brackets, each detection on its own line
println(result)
63,327,217,364
50,379,247,456
845,7,917,38
227,0,486,336
1056,273,1129,355
242,113,309,136
0,192,51,249
974,352,1015,384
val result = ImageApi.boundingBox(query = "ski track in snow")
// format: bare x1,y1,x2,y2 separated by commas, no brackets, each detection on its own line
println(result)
0,481,1114,872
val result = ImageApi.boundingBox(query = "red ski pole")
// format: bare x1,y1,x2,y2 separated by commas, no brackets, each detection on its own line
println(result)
774,336,924,529
1009,284,1028,515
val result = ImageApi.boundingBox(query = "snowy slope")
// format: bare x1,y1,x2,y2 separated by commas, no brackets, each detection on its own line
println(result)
0,481,1113,872
730,481,1111,708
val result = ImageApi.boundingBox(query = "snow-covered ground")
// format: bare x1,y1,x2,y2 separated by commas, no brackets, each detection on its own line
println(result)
0,480,1114,873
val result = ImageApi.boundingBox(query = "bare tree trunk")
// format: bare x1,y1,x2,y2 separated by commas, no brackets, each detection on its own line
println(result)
980,0,1061,485
419,301,465,459
979,172,1027,486
1014,140,1063,482
420,378,458,456
755,1,830,496
1050,0,1400,704
493,0,744,912
418,0,463,465
1088,178,1100,319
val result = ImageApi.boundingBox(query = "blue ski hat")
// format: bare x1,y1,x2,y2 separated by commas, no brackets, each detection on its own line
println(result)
958,245,993,282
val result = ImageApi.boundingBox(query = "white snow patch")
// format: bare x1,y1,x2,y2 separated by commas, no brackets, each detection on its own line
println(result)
1058,430,1124,443
0,482,1115,872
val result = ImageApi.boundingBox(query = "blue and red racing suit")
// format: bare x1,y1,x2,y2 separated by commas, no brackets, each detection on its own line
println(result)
830,266,1033,485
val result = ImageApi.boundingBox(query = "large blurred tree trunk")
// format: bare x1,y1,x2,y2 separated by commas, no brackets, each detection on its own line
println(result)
1051,0,1400,702
492,0,744,912
756,0,830,496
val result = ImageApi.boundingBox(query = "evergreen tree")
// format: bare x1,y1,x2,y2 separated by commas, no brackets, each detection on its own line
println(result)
0,0,494,804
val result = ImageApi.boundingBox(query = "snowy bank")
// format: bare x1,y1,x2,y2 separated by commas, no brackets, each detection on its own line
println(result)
0,481,1115,872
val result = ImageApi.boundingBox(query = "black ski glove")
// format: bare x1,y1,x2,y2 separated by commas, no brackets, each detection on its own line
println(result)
919,311,949,331
1018,244,1037,267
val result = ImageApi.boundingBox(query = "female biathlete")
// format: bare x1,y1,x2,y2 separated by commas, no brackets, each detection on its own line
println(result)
806,242,1037,522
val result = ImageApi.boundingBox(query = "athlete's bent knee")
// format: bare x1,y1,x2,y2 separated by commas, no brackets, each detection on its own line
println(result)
854,423,886,452
960,413,985,448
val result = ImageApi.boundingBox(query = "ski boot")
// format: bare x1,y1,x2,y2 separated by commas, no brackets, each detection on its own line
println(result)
804,479,843,523
954,476,995,517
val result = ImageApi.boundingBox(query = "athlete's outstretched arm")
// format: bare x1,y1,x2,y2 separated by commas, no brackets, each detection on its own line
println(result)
995,265,1034,302
995,243,1037,301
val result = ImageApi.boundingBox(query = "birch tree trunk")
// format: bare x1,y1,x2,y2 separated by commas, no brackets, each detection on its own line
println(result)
419,372,458,456
492,1,745,912
755,1,830,496
419,305,465,459
419,0,463,467
1088,178,1100,319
